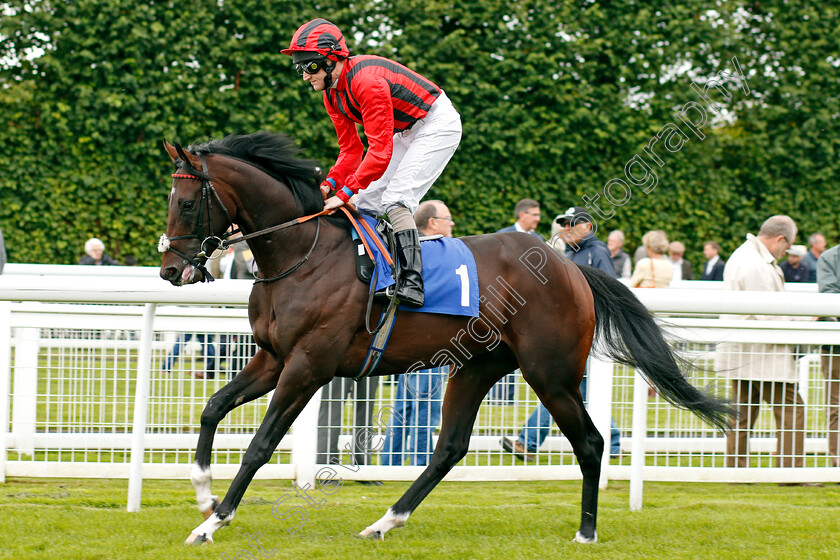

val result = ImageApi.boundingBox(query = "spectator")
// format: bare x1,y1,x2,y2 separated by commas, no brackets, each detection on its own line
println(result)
79,238,120,266
629,231,674,288
0,226,6,274
701,241,726,281
501,206,621,460
316,376,381,484
547,215,567,253
216,227,258,376
715,215,813,478
803,233,826,282
633,243,647,264
161,332,216,378
633,229,666,264
552,206,614,272
220,230,258,279
215,333,258,379
491,198,542,404
817,243,840,468
380,200,452,466
780,245,811,283
668,241,693,285
607,230,632,279
497,198,541,234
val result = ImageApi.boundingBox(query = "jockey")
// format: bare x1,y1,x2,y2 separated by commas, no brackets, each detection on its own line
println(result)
281,18,462,308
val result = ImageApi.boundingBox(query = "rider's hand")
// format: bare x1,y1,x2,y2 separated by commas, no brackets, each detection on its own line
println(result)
319,182,332,200
323,196,345,213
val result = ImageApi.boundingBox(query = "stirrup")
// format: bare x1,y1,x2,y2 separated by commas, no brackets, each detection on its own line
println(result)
374,285,396,301
373,284,424,308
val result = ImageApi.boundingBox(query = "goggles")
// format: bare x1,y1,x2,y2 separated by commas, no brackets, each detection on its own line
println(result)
295,58,328,76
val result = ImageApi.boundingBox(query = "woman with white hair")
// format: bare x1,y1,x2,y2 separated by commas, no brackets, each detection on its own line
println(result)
629,230,673,288
79,237,120,266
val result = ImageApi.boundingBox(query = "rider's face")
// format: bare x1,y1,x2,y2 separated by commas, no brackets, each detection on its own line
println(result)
302,68,328,91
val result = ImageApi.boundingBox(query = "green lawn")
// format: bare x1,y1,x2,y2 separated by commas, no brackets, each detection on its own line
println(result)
0,477,837,559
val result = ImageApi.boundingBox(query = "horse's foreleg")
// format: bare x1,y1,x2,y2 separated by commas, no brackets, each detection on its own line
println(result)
359,368,496,540
186,365,324,545
192,350,280,519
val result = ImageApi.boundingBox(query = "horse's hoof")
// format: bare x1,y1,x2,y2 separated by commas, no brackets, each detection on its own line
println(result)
200,497,220,519
185,532,213,546
357,528,384,541
572,530,597,544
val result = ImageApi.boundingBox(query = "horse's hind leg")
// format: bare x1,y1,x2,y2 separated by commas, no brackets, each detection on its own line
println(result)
359,361,503,540
191,349,281,518
523,363,604,543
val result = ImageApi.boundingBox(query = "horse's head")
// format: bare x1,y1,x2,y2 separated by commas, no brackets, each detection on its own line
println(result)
159,140,233,286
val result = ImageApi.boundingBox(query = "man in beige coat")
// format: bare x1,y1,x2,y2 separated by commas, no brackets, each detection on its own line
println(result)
715,215,808,469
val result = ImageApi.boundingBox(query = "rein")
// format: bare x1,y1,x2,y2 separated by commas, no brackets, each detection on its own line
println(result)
253,219,321,283
161,154,395,299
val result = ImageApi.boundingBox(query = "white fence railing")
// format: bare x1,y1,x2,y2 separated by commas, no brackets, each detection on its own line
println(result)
2,266,840,512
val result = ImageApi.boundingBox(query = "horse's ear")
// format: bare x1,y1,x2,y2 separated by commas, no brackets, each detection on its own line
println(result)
173,141,202,171
163,139,179,163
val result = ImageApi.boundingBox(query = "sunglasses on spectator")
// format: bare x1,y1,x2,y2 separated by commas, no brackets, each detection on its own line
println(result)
557,218,590,227
295,59,327,76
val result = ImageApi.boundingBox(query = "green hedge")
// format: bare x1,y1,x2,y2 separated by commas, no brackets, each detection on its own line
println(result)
1,0,837,274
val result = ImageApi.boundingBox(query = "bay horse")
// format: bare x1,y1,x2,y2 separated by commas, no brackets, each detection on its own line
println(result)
158,131,731,545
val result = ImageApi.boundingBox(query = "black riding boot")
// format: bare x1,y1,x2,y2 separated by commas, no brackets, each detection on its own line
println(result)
393,229,425,308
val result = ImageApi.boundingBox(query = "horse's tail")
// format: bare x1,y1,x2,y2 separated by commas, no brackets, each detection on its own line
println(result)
577,264,734,431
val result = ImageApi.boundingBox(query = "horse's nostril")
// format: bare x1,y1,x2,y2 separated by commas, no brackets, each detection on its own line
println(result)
162,267,179,282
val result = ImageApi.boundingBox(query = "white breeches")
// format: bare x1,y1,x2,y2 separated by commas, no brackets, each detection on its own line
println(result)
355,91,462,216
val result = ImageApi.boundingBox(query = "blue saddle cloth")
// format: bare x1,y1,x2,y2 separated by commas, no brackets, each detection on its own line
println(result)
358,214,479,318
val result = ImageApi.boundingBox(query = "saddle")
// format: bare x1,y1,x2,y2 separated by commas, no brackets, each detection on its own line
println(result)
351,217,394,284
342,211,479,379
350,216,442,284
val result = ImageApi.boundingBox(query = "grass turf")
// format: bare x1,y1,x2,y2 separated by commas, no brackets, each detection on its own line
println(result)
0,477,838,559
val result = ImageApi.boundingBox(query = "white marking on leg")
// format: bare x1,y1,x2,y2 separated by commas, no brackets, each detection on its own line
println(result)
358,508,409,540
190,463,217,514
573,530,597,544
185,510,235,545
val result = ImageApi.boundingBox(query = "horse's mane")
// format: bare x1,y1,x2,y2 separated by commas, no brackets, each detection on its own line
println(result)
188,132,325,216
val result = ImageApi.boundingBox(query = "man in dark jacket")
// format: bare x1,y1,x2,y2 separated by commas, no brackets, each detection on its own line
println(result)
701,241,725,281
497,199,542,235
502,206,621,461
556,206,615,276
780,244,811,283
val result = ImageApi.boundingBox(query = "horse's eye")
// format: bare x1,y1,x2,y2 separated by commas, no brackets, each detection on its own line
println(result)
183,201,195,211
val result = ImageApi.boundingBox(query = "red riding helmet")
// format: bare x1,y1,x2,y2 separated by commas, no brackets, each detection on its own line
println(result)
281,19,349,61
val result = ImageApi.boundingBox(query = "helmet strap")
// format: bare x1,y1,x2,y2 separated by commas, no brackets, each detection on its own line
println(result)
322,46,337,89
323,61,336,88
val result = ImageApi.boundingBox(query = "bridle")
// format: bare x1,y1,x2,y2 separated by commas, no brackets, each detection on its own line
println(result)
157,154,231,282
158,149,329,283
